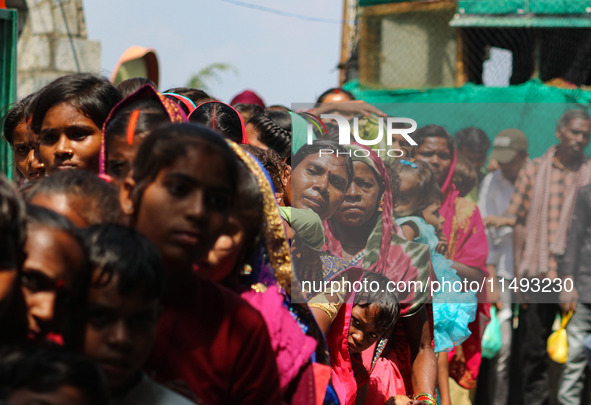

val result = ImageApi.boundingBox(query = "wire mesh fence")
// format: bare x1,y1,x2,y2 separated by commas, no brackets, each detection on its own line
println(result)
354,0,591,90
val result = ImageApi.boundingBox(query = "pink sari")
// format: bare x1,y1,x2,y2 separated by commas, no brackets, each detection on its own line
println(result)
440,151,490,390
323,145,434,403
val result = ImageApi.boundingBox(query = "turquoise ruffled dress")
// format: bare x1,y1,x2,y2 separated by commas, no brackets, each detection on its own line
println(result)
395,216,477,352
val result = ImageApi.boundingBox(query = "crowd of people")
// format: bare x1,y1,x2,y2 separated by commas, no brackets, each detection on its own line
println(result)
1,73,591,405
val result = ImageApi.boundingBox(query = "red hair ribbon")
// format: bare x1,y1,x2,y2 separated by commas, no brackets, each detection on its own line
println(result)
127,110,140,145
98,173,114,183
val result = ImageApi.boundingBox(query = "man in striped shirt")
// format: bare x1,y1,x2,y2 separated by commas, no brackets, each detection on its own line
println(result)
507,110,591,405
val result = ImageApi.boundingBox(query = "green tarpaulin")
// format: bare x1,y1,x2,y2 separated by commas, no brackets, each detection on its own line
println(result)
0,9,17,179
343,79,591,159
457,0,591,15
359,0,591,14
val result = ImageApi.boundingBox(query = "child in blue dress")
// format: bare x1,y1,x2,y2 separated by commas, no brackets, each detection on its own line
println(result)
388,159,477,405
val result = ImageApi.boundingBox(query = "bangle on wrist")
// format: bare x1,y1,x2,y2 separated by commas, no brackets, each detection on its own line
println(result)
415,392,437,404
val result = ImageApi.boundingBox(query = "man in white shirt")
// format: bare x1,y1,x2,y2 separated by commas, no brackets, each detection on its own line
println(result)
477,129,528,405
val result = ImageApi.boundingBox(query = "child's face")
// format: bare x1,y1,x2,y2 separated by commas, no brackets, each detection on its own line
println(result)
39,102,103,174
128,145,233,270
83,275,159,395
21,225,86,339
348,304,384,355
12,120,46,182
107,134,146,185
392,173,417,217
422,201,444,235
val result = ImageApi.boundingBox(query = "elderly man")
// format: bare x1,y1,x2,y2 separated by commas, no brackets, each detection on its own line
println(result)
507,110,591,405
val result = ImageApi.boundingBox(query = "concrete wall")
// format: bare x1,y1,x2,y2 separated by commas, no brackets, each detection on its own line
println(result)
15,0,101,99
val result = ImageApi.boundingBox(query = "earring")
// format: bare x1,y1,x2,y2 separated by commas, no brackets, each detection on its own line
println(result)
241,264,252,276
378,198,384,212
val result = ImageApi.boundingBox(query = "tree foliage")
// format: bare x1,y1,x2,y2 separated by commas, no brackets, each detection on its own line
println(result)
186,63,238,91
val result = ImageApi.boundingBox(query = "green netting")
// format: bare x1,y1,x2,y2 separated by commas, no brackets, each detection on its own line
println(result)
458,0,591,15
450,16,591,28
359,0,415,7
343,79,591,159
0,9,17,179
360,0,591,13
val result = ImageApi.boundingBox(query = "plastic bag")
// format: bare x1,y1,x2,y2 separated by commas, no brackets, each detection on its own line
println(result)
482,306,502,359
547,310,573,364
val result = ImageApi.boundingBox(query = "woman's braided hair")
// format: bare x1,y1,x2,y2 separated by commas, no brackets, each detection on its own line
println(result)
247,110,292,160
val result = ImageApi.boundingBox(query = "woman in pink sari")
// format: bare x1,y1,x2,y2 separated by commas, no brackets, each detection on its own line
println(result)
314,144,437,404
414,125,490,395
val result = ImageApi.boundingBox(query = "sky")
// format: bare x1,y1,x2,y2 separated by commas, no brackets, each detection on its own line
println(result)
83,0,345,107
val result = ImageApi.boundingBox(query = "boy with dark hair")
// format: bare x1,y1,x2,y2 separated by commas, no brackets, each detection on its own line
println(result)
82,224,194,404
0,346,108,405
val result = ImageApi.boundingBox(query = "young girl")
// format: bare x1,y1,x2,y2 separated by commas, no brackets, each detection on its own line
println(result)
328,270,402,404
29,73,121,175
245,110,292,159
389,159,477,405
188,101,248,144
101,84,186,183
3,93,45,183
120,122,281,405
198,142,334,403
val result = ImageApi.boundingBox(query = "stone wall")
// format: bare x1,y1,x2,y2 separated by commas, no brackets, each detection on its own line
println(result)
15,0,101,99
